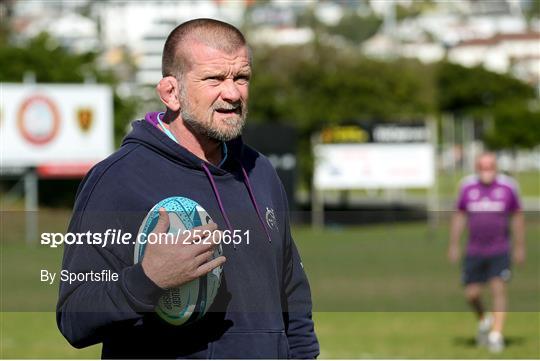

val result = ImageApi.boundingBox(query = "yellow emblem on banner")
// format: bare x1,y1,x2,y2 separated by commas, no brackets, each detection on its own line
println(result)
77,107,93,132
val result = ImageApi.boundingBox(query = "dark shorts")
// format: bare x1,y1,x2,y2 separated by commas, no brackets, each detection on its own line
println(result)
462,253,511,285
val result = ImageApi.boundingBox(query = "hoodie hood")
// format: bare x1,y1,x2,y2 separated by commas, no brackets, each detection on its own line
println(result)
121,112,244,176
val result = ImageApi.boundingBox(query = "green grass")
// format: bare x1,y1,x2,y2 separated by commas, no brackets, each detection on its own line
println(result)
1,210,539,359
2,312,538,359
1,313,100,359
315,312,540,359
296,222,539,312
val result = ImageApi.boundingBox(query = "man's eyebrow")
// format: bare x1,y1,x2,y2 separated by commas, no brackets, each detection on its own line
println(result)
200,69,228,78
199,68,251,78
236,70,251,77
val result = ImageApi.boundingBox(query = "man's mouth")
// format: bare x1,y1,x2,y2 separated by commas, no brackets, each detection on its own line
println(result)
214,106,240,115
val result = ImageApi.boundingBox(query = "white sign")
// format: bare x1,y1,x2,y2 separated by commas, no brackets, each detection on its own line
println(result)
0,83,113,168
314,143,435,189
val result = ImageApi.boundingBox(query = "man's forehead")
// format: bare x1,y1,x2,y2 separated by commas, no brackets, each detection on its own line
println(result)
477,155,497,168
186,40,250,69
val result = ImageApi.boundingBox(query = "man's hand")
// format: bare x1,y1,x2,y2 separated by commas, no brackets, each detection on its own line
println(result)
141,208,226,289
513,246,526,265
511,211,526,266
447,244,461,264
448,211,466,264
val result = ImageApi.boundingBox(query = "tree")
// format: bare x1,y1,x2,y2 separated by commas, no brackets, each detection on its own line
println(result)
484,102,540,150
326,12,382,44
436,61,539,149
524,0,540,22
436,62,535,116
249,43,436,129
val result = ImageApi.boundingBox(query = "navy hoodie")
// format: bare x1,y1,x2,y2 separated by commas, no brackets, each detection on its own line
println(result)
56,113,319,359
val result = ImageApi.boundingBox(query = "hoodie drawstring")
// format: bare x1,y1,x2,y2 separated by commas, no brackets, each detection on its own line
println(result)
239,165,272,244
200,161,272,250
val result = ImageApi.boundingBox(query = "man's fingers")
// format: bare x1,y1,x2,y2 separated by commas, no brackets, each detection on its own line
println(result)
184,223,218,242
188,230,222,255
195,256,226,277
153,208,170,234
194,250,215,266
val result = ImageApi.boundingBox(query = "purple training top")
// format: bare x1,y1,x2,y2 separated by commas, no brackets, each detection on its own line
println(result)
456,174,521,257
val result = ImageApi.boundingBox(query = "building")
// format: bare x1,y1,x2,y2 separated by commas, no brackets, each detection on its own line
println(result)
448,32,540,84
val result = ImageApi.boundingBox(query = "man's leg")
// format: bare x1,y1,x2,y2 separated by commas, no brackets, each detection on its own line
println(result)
463,255,492,346
464,283,484,319
486,252,511,353
465,283,493,346
489,277,507,334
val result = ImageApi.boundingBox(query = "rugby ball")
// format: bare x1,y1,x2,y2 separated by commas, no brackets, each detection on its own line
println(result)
134,196,223,326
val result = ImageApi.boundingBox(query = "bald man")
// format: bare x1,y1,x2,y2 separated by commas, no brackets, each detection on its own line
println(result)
57,19,319,358
448,152,525,353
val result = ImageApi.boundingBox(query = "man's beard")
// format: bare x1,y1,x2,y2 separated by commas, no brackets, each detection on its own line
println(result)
179,88,247,142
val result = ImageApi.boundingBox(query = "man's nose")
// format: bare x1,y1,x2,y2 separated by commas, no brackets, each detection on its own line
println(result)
220,79,241,102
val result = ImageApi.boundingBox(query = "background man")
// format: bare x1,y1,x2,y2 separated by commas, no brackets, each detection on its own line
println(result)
448,152,525,353
57,18,319,359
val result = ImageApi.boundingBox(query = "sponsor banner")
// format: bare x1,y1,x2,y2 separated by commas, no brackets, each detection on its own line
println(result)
0,83,113,170
320,122,429,144
314,143,435,189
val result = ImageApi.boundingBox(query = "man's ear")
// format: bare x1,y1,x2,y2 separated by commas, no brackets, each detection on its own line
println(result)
156,76,180,112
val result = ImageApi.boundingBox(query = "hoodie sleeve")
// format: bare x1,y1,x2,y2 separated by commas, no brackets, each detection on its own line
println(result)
280,185,320,359
56,168,164,349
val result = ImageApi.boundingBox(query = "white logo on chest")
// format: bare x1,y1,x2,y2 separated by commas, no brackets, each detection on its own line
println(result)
265,207,278,231
493,187,505,199
467,196,505,212
469,189,480,200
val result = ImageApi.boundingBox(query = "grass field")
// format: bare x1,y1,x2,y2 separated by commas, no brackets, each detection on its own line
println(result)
2,312,539,359
1,211,539,359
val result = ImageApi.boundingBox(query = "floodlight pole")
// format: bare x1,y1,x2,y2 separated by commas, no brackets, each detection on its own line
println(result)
442,113,456,176
427,117,439,237
24,168,38,245
22,72,39,245
462,117,475,174
311,185,324,229
311,134,324,228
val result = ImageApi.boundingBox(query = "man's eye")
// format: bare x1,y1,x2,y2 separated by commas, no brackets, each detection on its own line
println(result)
235,76,250,83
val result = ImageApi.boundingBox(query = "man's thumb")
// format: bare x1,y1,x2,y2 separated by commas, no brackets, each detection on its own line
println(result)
154,207,170,233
